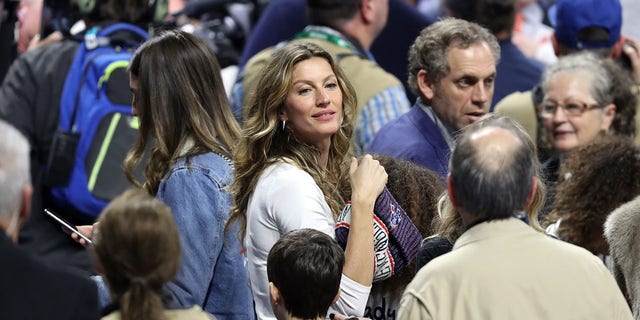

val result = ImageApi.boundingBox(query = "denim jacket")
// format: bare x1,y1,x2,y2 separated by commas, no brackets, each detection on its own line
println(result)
157,152,254,320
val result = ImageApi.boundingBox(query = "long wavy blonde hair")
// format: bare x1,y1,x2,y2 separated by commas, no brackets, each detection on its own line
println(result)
228,41,357,241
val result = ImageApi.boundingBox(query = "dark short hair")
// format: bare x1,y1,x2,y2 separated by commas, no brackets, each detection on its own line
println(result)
306,0,360,29
267,229,344,319
445,0,516,35
95,0,163,24
449,114,537,219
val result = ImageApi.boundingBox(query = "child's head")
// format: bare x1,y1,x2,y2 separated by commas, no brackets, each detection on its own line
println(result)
93,188,181,320
267,229,344,319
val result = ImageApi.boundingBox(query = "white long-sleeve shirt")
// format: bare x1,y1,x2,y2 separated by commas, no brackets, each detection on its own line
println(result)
246,159,371,320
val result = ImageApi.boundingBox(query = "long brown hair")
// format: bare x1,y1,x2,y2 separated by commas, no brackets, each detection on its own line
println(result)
228,41,357,241
123,30,240,195
93,189,181,320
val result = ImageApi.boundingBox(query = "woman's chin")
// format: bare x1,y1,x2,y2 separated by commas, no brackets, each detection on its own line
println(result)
554,142,578,153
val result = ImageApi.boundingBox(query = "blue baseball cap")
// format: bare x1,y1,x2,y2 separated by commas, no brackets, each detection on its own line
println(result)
549,0,622,49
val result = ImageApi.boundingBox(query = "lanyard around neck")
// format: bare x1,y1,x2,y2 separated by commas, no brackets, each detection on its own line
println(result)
294,30,355,51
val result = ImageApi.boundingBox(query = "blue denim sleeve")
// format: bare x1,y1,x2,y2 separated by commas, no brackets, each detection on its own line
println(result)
156,166,225,308
90,275,110,308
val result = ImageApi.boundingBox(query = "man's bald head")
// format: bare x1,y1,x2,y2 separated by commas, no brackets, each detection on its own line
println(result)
449,114,538,220
468,126,523,173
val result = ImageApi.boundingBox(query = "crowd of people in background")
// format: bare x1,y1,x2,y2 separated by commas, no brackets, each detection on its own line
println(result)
1,0,640,319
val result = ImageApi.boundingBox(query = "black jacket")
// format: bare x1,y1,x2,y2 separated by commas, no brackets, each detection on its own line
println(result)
0,39,97,274
0,232,100,319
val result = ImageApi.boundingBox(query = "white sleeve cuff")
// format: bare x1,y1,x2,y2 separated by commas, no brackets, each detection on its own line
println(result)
327,273,372,317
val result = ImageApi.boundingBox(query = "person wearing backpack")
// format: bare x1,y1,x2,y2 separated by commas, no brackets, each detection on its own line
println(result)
74,29,255,319
0,0,166,276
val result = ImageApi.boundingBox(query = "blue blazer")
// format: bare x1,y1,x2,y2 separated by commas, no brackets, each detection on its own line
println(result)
492,40,545,110
368,103,450,179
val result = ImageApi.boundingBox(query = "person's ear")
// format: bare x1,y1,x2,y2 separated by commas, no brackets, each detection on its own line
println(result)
19,185,32,226
524,177,537,209
360,0,375,24
7,185,33,242
551,34,560,57
269,282,282,306
417,69,436,100
332,288,341,305
278,108,288,122
611,37,625,60
447,175,459,207
601,103,617,131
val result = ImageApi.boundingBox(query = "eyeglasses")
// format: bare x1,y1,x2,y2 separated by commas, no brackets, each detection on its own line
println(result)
539,101,602,118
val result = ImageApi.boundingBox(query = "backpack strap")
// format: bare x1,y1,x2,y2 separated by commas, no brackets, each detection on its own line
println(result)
86,23,149,50
97,23,148,38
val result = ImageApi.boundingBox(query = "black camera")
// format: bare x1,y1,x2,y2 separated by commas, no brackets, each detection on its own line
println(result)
41,0,83,38
174,0,256,68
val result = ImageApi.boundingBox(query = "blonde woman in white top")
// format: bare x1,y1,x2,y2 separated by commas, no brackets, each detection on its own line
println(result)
229,41,387,320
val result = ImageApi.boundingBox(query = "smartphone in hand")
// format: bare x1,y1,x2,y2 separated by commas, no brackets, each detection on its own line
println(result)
44,209,93,244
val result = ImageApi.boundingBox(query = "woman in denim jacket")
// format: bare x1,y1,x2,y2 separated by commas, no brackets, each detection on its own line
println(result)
125,29,253,319
78,30,254,319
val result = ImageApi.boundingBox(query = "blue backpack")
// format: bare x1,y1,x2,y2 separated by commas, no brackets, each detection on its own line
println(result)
44,23,149,218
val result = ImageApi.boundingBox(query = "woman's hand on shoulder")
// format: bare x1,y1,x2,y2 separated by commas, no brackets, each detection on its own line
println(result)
349,154,387,206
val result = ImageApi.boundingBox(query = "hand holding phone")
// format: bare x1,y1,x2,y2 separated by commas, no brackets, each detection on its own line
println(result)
44,209,93,244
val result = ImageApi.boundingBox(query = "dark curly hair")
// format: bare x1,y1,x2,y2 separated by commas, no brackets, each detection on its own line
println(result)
547,135,640,255
367,155,444,300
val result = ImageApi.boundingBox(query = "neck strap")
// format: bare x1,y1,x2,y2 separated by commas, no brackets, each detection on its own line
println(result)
294,29,355,51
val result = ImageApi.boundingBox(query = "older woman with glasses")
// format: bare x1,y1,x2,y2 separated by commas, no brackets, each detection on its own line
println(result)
538,52,636,197
539,52,638,265
539,52,635,154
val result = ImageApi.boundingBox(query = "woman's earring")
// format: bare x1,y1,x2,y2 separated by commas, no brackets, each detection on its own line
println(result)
282,120,286,131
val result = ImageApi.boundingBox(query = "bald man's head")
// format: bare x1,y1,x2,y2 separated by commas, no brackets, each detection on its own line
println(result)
449,114,537,219
469,126,523,173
